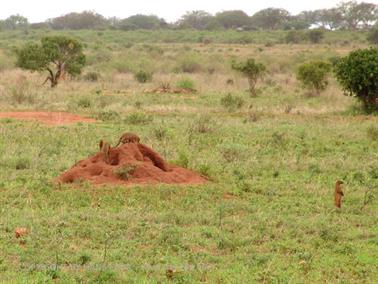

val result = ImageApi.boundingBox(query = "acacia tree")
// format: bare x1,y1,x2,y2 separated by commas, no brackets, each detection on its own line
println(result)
17,36,85,87
232,59,266,96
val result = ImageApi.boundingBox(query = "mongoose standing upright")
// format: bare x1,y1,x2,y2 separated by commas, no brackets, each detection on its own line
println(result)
115,132,140,147
334,180,344,208
99,140,111,164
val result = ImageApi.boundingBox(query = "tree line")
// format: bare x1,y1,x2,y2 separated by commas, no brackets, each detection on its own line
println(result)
1,1,377,31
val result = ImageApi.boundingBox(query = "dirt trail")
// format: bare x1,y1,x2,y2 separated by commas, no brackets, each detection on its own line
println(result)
58,142,207,186
0,111,96,125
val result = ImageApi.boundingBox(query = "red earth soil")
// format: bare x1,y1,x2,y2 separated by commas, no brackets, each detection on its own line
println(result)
58,142,207,186
0,111,96,125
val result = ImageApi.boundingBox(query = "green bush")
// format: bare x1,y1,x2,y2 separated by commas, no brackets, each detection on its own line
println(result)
296,61,331,95
367,28,378,45
125,112,153,125
113,165,136,180
77,97,92,108
285,30,304,44
220,93,245,112
308,29,324,44
134,70,153,83
232,58,266,96
95,110,121,122
334,48,378,112
176,78,195,91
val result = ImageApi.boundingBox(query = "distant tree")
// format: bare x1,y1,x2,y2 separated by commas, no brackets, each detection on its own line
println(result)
119,15,167,30
308,29,325,44
297,61,331,95
232,58,266,96
318,8,344,30
338,1,378,30
335,48,378,111
177,11,219,30
215,10,251,29
296,11,319,28
251,8,291,30
30,22,50,30
284,16,311,30
1,14,28,30
17,36,86,87
48,11,107,30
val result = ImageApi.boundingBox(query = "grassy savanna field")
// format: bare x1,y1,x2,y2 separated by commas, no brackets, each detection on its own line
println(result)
0,30,377,282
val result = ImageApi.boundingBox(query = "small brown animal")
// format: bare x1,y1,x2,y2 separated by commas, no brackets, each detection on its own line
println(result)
334,180,344,208
115,132,140,147
99,140,111,164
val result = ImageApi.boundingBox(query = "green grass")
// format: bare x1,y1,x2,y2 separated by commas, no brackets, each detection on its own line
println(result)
0,30,377,283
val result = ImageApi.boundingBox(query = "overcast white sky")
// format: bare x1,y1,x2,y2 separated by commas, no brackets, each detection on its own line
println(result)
1,0,376,23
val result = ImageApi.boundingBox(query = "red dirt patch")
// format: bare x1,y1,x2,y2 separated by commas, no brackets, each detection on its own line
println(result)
58,143,207,186
0,112,96,125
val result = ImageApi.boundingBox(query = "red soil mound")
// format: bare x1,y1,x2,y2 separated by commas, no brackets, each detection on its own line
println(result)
0,112,96,125
58,143,207,186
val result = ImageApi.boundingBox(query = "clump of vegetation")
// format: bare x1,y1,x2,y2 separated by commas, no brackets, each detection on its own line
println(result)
367,28,378,45
177,58,202,73
296,61,331,96
220,93,244,112
125,112,153,125
285,30,304,44
232,58,266,96
16,36,85,87
83,71,100,82
134,70,153,83
77,97,92,108
14,157,31,170
174,152,189,168
95,110,121,122
114,165,136,180
188,114,214,135
334,48,378,112
366,125,378,141
308,29,324,44
176,78,196,91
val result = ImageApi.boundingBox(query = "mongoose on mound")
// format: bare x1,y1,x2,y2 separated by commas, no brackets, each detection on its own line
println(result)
115,132,140,147
334,180,344,208
99,140,111,164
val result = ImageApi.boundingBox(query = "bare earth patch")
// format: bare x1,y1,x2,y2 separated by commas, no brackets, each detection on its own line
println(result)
0,111,96,125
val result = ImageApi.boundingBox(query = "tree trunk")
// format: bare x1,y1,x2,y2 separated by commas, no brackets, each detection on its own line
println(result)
248,77,257,97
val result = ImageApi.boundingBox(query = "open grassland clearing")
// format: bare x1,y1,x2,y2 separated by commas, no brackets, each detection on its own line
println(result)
0,30,377,282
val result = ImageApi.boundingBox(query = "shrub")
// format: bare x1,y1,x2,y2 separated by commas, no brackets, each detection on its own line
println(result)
220,93,244,112
176,78,195,91
285,30,304,44
134,70,153,83
296,61,331,95
125,112,153,125
96,110,121,122
367,125,378,141
308,29,324,44
334,48,378,112
113,165,136,180
177,58,202,73
367,28,378,45
83,72,100,82
232,58,266,96
188,114,214,134
77,97,92,108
